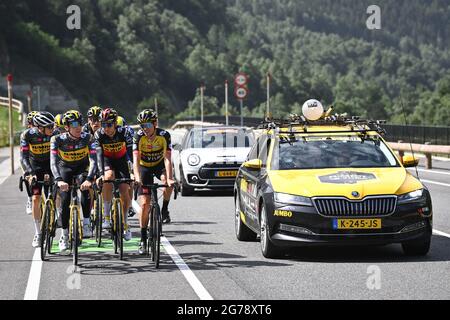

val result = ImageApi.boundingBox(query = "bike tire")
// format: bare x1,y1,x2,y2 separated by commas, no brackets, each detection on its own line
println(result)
153,204,161,268
95,196,103,247
117,200,124,260
72,207,79,266
40,201,50,261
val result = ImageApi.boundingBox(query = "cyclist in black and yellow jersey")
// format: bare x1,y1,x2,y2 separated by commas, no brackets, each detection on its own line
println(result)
50,110,97,252
133,109,175,254
83,106,103,135
23,111,40,215
20,112,56,247
95,108,133,241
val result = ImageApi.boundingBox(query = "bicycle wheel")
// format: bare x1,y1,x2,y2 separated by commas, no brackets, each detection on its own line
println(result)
112,200,118,254
117,201,124,260
48,201,56,255
40,201,50,261
95,195,103,247
153,204,161,268
72,207,79,266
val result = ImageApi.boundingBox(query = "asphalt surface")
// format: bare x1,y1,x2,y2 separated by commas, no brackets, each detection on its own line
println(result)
0,158,449,300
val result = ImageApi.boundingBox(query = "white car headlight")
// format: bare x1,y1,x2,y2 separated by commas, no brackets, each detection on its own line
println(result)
397,189,425,204
274,192,313,206
187,154,200,166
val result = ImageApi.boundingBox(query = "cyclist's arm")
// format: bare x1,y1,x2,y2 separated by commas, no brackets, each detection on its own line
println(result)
50,136,63,181
164,149,173,180
94,132,104,176
86,138,97,182
19,131,33,175
125,127,134,162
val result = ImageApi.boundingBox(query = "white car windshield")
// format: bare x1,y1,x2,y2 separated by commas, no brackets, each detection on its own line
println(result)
188,128,254,149
272,134,399,169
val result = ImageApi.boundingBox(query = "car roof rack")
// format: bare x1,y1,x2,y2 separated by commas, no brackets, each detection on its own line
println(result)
257,108,387,136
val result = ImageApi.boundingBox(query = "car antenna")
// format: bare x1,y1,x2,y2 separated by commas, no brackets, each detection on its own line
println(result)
399,95,420,179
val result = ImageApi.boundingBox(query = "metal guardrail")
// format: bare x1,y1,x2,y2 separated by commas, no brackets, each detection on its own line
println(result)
387,142,450,169
0,96,26,126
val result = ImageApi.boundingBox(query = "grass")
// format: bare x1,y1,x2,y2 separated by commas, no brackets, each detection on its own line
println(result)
0,108,23,147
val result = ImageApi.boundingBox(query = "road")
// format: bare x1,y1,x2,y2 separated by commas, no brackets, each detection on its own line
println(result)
0,157,449,300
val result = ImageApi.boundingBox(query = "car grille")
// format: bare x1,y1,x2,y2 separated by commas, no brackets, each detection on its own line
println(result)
198,162,241,179
313,196,397,217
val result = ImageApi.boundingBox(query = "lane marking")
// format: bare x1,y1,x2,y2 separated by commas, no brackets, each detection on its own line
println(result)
161,236,213,300
420,179,450,188
409,168,450,176
433,229,450,238
132,200,212,300
24,249,42,300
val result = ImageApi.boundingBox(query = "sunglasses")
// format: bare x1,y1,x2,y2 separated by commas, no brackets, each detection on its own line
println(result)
141,122,154,129
102,122,115,128
68,121,82,128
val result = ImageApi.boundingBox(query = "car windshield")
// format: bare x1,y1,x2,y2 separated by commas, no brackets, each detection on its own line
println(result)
188,128,254,149
272,134,399,169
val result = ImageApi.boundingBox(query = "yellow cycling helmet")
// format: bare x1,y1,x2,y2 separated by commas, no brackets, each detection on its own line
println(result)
116,116,126,127
87,105,103,119
63,109,83,125
26,111,39,126
54,114,64,128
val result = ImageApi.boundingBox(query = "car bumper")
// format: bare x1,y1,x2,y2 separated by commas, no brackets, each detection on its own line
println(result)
266,201,433,247
182,163,240,189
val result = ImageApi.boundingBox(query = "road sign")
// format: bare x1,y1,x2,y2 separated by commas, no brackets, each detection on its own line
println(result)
234,72,248,86
235,86,248,100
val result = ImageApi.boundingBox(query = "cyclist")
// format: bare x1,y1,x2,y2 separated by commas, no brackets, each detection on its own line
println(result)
83,106,103,135
20,112,56,247
50,110,97,252
23,111,40,215
94,108,133,241
133,109,175,254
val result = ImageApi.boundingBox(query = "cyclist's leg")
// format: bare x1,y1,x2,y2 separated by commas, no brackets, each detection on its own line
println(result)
115,159,132,240
58,166,74,251
31,170,44,247
138,167,153,253
79,173,92,237
102,159,115,228
159,167,173,223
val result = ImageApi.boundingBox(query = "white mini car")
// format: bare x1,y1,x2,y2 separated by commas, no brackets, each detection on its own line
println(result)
172,126,255,196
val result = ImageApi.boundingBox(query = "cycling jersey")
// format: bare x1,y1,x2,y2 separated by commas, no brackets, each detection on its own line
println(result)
94,126,133,176
20,127,55,175
133,128,172,168
50,132,97,182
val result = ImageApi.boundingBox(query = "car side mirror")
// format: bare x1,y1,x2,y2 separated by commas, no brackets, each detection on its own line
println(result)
243,159,262,170
173,144,182,151
402,155,419,168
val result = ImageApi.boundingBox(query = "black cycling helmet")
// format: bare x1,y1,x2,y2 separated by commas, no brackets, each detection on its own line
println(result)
137,109,157,124
101,108,118,123
63,109,83,125
87,106,103,119
33,111,55,127
26,111,39,126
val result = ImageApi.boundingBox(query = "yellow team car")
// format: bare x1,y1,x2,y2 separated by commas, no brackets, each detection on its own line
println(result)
234,100,432,258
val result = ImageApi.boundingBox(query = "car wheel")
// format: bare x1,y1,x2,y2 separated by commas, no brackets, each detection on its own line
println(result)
260,203,283,258
180,166,195,196
401,235,431,256
235,195,256,241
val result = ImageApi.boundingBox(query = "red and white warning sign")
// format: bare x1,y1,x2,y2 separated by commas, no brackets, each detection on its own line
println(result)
234,72,248,87
235,86,248,100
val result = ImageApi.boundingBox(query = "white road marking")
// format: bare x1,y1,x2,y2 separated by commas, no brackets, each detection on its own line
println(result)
411,168,450,176
420,179,450,188
24,249,42,300
132,199,212,300
433,230,450,238
161,236,213,300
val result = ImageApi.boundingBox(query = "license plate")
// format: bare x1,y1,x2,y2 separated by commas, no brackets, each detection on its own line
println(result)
333,219,381,230
215,170,238,177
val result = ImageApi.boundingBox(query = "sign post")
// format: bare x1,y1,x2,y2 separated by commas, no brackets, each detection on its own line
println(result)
266,72,271,118
7,74,14,174
200,84,205,123
234,72,249,127
225,80,229,126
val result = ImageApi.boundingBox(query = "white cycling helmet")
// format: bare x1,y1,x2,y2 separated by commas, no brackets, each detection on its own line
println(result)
302,99,324,121
33,111,55,127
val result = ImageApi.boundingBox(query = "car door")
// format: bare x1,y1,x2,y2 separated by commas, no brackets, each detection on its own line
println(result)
238,135,269,231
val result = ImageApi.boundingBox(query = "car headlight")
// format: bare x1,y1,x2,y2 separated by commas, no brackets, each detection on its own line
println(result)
187,154,200,166
397,189,425,204
274,192,313,206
